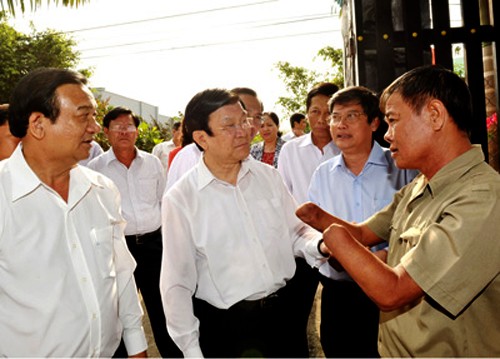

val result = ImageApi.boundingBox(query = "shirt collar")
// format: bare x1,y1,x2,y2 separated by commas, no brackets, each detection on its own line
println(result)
329,141,388,172
197,155,252,190
426,145,484,197
9,144,104,204
101,146,142,166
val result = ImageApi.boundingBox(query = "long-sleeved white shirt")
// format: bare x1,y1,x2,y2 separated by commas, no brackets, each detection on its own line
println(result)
88,148,166,235
0,145,147,357
277,133,340,204
160,156,326,358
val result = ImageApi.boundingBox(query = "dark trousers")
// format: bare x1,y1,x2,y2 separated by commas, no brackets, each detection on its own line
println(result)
278,257,320,358
193,290,289,358
320,278,380,358
115,229,182,358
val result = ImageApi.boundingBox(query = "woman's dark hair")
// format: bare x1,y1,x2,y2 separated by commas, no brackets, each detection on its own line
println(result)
262,111,282,137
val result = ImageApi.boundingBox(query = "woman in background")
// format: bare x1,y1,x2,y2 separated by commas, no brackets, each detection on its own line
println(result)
250,111,285,168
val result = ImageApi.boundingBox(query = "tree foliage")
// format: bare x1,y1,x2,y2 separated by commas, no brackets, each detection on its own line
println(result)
0,18,167,153
1,0,87,16
0,18,88,102
274,46,344,119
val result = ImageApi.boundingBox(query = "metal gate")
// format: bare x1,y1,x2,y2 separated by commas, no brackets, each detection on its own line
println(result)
341,0,499,168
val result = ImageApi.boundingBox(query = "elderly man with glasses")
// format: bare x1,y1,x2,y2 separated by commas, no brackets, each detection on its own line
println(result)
88,107,181,358
160,88,330,358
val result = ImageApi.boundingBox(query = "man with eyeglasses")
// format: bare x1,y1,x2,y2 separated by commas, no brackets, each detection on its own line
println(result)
308,86,417,357
160,88,330,358
88,107,181,358
166,87,263,190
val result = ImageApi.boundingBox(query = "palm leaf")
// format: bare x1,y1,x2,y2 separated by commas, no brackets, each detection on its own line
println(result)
1,0,88,16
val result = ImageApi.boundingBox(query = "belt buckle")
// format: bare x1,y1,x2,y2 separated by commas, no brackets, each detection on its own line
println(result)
135,234,144,245
261,293,279,309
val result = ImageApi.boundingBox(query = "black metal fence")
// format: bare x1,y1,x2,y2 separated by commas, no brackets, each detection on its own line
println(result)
341,0,498,168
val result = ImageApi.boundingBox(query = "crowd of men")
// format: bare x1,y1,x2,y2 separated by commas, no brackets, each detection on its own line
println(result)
0,65,498,358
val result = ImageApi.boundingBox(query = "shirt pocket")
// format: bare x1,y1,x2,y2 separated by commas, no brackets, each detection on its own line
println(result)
90,226,117,278
398,226,421,248
138,178,158,203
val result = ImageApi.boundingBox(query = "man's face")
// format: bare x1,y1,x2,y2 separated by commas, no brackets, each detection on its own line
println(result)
330,102,378,155
105,114,138,151
383,93,433,169
172,127,182,146
307,94,332,139
297,118,308,132
0,122,20,160
238,93,262,138
45,84,100,164
203,102,252,166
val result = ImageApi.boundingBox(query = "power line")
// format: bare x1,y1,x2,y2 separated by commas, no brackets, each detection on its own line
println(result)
65,0,278,33
81,28,341,60
79,13,336,53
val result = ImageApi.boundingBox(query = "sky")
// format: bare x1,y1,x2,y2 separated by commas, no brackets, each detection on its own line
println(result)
9,0,343,121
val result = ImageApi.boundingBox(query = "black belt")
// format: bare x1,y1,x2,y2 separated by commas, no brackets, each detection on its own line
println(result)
125,227,161,245
232,291,282,312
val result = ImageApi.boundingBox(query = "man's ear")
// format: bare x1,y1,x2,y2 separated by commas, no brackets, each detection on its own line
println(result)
28,112,46,139
427,99,446,131
370,117,380,132
192,130,208,151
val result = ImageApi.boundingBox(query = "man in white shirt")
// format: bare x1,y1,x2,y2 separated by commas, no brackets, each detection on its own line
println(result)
79,140,104,166
277,82,341,355
0,68,147,357
160,88,329,358
152,120,182,171
282,112,307,141
88,107,180,357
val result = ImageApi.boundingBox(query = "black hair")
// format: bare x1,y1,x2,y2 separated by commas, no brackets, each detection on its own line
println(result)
329,86,382,124
306,82,339,111
289,113,305,129
380,65,472,135
9,67,88,138
102,106,140,128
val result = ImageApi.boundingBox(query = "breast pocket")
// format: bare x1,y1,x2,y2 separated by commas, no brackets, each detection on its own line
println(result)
138,179,158,203
399,227,421,248
90,226,116,278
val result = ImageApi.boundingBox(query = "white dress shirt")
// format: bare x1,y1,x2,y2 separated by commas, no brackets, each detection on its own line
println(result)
277,133,340,204
0,145,147,357
152,139,176,171
166,143,202,190
160,156,326,358
281,131,297,141
88,148,166,235
79,140,104,166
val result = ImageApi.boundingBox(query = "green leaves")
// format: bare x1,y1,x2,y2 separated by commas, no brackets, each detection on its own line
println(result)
1,0,88,16
0,19,90,102
274,46,344,119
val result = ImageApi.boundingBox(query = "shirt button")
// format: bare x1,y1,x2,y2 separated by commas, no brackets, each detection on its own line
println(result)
82,277,88,283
